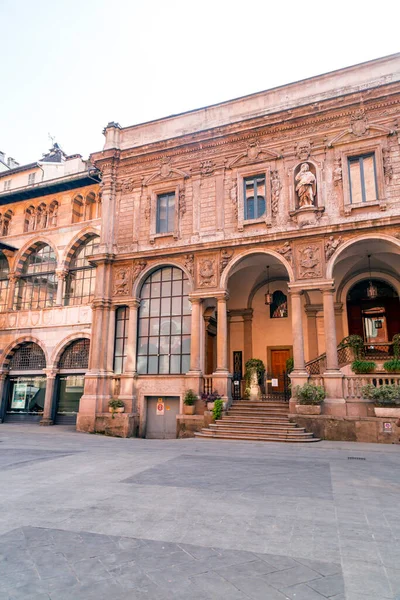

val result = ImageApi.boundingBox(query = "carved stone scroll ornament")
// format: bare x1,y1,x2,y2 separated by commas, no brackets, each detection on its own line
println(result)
198,258,217,287
383,147,393,185
220,249,233,273
230,181,238,219
184,254,194,277
333,157,342,186
270,171,281,218
132,260,147,282
324,236,343,260
277,241,293,265
113,267,131,296
200,160,215,176
298,244,322,279
179,190,186,217
350,109,368,137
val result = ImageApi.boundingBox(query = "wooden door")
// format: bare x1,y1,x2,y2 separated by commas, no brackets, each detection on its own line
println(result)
270,349,291,392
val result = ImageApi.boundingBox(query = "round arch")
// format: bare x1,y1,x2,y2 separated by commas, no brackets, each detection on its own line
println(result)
51,333,91,368
220,248,294,291
61,228,100,269
247,276,295,309
326,234,400,279
13,237,59,275
337,271,400,305
132,260,194,298
1,336,49,371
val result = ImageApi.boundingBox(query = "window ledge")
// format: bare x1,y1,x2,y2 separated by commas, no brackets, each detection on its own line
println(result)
344,199,386,215
150,231,178,244
240,216,272,230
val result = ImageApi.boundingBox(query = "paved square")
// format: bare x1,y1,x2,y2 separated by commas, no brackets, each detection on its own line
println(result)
0,425,399,599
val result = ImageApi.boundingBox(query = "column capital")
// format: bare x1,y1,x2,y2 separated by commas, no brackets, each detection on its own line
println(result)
320,285,336,295
56,268,68,281
215,291,230,302
126,298,141,309
188,295,203,305
92,298,113,311
8,272,19,284
43,367,59,379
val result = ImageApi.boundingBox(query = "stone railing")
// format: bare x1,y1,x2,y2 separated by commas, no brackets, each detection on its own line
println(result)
203,375,213,395
308,375,324,387
305,343,353,375
343,374,400,400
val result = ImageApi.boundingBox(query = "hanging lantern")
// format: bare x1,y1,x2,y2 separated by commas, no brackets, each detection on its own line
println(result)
366,255,378,299
265,265,273,306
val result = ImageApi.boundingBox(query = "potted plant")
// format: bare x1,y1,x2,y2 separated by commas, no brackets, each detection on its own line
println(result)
286,357,294,374
351,360,376,374
295,383,325,415
362,384,400,417
183,389,197,415
383,359,400,373
201,390,221,410
340,334,364,360
108,399,125,418
212,398,224,421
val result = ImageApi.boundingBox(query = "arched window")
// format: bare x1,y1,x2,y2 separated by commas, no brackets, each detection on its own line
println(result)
14,244,57,310
48,201,59,227
59,338,90,370
244,174,266,220
9,342,46,371
0,252,9,311
85,192,97,221
2,210,13,236
270,290,288,319
114,307,129,374
64,236,99,306
72,195,84,223
137,267,191,374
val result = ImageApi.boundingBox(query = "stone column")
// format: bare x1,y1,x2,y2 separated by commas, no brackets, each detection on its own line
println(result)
7,273,18,310
321,286,345,415
106,305,117,373
188,297,202,374
243,309,253,364
216,293,229,372
305,305,319,361
55,269,67,306
40,368,58,426
288,289,308,412
213,293,232,404
0,371,9,422
119,299,140,414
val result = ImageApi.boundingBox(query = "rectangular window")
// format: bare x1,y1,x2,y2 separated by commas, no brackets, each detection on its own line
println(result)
114,306,129,374
243,175,266,220
156,192,175,234
348,154,378,204
28,173,36,185
4,180,11,191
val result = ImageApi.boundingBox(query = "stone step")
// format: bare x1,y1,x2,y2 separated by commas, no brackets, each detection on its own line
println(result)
207,426,313,437
194,431,320,443
210,423,305,433
232,402,289,407
227,411,289,418
219,419,296,426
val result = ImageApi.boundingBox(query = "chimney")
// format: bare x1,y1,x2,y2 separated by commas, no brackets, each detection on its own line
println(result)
0,151,5,163
7,157,19,169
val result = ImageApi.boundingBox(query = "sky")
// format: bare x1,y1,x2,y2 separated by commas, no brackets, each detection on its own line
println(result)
1,0,399,165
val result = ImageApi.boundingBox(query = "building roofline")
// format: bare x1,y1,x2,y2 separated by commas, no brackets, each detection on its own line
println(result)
0,162,40,178
118,52,400,133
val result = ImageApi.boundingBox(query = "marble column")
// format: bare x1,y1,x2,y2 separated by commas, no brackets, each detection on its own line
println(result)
290,291,307,374
40,368,58,426
188,297,202,374
216,293,229,372
55,269,67,306
243,309,253,365
7,273,18,310
124,299,140,375
321,287,345,414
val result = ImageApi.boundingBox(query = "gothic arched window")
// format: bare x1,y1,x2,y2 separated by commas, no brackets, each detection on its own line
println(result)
14,244,57,310
64,236,99,306
137,267,191,374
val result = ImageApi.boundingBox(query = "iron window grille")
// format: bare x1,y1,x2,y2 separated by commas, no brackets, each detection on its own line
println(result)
0,252,9,311
64,236,99,306
244,174,266,220
9,342,46,371
114,307,129,374
348,153,378,204
137,267,191,375
156,193,175,234
14,244,57,310
59,339,90,370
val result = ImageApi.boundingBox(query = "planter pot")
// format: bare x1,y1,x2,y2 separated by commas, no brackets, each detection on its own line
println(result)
295,404,321,415
374,406,400,418
109,407,124,414
183,405,195,415
207,401,215,410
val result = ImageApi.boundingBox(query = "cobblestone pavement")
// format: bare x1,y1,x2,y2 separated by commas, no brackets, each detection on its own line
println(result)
0,425,399,599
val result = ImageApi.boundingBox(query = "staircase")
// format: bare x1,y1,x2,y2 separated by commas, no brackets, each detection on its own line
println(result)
195,401,320,443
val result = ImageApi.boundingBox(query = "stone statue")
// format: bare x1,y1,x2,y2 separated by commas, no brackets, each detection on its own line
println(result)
50,205,58,227
295,163,316,208
325,236,343,260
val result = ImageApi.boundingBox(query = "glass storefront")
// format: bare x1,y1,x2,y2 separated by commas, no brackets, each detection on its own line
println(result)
7,376,46,416
57,375,84,417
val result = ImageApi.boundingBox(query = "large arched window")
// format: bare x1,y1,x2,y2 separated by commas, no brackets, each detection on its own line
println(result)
14,244,57,310
0,252,9,311
59,338,90,369
64,236,99,306
137,267,191,374
9,342,46,371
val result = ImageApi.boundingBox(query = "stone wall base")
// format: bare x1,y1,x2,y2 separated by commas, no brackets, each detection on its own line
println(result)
177,413,213,438
77,413,139,438
290,414,400,444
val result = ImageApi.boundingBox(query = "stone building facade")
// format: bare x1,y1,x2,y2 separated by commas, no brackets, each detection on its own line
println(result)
0,145,101,425
76,54,400,439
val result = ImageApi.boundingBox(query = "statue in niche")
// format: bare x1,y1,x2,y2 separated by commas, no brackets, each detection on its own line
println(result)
295,163,316,208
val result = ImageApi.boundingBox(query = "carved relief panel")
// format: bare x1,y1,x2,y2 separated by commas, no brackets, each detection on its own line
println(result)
113,265,132,297
294,241,324,280
196,254,218,289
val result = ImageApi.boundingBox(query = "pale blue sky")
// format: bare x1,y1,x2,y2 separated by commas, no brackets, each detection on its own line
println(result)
1,0,399,165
